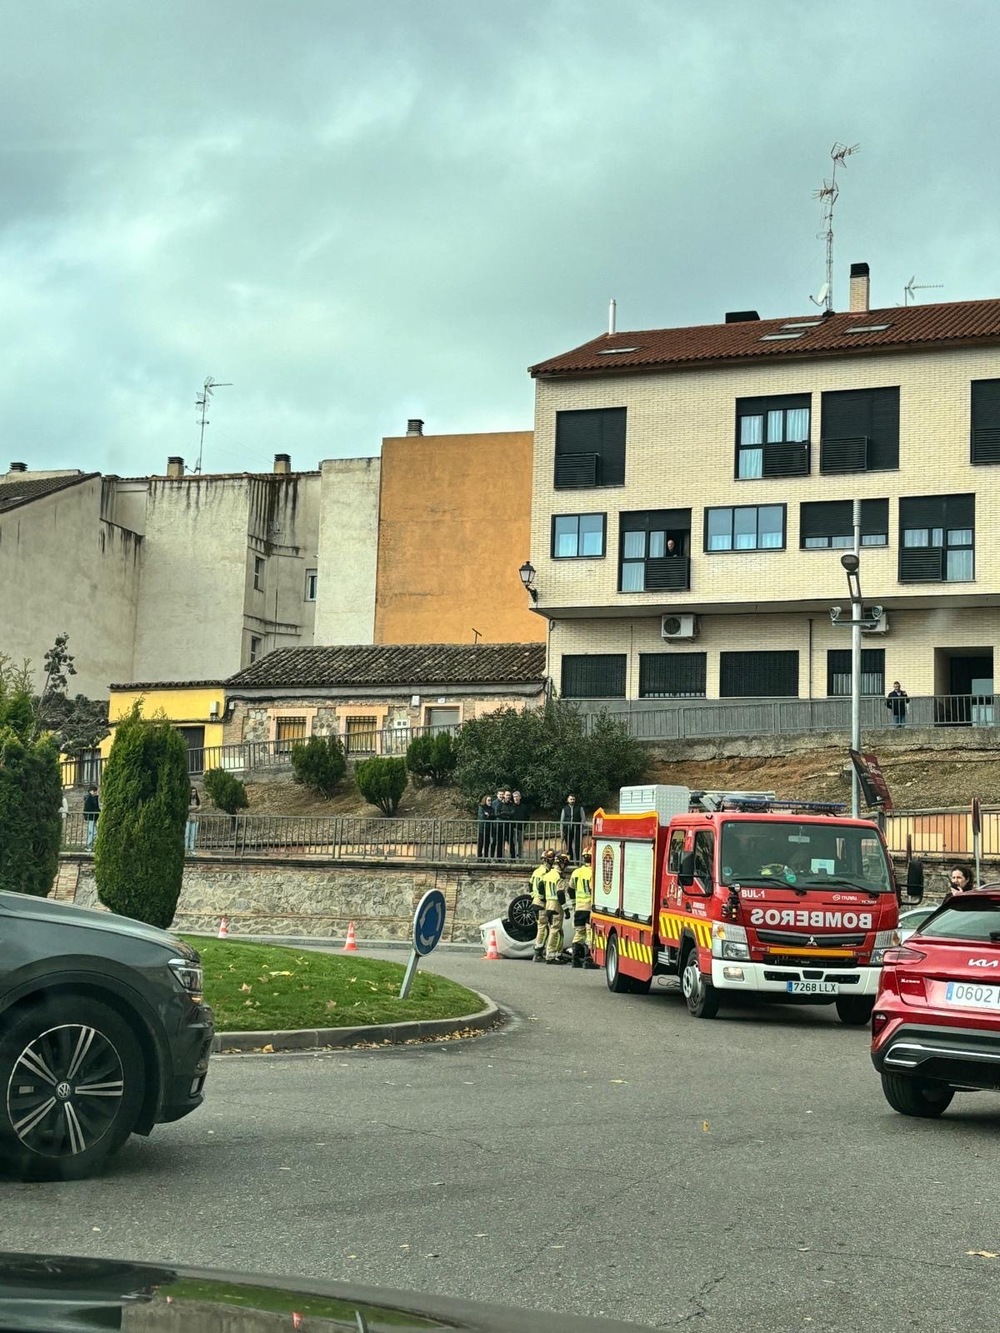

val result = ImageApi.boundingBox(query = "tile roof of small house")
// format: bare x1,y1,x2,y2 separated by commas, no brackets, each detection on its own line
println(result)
226,643,548,690
529,299,1000,378
0,472,98,512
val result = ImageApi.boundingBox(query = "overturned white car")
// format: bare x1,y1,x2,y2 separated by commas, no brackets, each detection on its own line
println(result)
480,892,575,960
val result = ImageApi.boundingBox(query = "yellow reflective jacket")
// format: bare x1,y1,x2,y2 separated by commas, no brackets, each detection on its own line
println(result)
569,864,592,912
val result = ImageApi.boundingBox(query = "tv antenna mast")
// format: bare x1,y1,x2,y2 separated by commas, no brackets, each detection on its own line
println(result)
810,141,860,315
193,376,233,475
904,276,944,306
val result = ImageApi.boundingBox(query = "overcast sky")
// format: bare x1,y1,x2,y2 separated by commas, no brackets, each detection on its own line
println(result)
2,1,997,478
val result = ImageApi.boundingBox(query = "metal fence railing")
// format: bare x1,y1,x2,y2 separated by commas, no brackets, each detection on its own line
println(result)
60,815,584,865
883,808,1000,860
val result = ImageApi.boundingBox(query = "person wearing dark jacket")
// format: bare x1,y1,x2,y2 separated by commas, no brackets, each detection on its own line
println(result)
508,790,527,860
83,785,100,850
560,793,585,861
886,682,908,727
494,788,516,859
476,794,495,859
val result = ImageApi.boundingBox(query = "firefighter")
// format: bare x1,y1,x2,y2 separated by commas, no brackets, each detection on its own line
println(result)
544,852,572,964
530,849,556,961
568,849,598,969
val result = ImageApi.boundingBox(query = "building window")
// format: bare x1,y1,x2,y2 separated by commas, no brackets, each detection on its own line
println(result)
344,715,378,754
552,513,606,558
827,649,885,697
305,569,318,601
639,653,706,698
899,495,975,583
253,556,265,591
705,504,785,552
735,395,810,479
971,379,1000,464
619,509,691,591
719,650,798,697
820,387,899,473
561,654,627,699
249,635,262,664
554,407,626,489
274,716,308,751
800,499,889,549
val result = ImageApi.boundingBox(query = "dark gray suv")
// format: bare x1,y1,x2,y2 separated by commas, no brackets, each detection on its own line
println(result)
0,890,213,1181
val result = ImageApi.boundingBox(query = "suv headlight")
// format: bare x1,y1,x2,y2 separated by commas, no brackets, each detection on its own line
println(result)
871,929,901,966
712,922,750,961
169,957,204,1001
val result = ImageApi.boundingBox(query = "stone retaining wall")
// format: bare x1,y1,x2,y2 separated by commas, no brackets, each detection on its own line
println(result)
63,855,528,941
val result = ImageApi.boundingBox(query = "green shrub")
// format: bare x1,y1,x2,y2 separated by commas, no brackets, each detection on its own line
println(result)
355,756,408,816
291,733,347,798
406,731,458,786
0,722,62,899
203,767,249,814
94,703,189,929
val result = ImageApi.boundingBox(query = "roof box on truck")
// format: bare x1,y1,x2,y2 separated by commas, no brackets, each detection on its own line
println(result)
619,785,691,823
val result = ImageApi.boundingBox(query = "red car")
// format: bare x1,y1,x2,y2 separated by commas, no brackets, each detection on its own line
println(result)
872,888,1000,1117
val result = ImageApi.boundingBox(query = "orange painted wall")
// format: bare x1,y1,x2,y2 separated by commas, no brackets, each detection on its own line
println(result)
374,430,544,645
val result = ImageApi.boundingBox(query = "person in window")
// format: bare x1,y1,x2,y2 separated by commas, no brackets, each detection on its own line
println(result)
886,681,909,727
560,794,585,861
947,863,976,895
665,537,679,557
83,785,100,850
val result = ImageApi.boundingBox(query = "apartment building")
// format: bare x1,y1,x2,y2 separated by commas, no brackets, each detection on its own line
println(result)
527,264,1000,715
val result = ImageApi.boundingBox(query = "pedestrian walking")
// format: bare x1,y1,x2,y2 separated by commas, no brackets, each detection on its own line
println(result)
530,849,556,962
947,863,976,895
508,790,527,860
568,850,599,969
544,852,572,964
886,681,909,727
186,786,201,852
83,785,100,850
476,794,495,859
560,793,585,861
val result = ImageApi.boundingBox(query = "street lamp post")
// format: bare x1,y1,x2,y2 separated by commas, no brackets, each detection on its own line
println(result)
840,549,863,818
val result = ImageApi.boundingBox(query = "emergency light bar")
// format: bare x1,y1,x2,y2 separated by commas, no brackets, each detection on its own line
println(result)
715,797,848,816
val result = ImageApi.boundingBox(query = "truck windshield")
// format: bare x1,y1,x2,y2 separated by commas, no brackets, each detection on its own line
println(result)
719,820,893,894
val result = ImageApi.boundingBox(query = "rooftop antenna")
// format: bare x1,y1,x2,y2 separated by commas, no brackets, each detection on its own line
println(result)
193,376,233,475
472,627,482,645
904,276,944,306
810,141,860,314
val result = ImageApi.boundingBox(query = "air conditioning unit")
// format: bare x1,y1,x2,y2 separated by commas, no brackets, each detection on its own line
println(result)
661,613,698,641
209,701,220,718
862,612,889,635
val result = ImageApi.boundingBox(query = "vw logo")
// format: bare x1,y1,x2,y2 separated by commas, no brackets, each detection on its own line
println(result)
55,1082,72,1100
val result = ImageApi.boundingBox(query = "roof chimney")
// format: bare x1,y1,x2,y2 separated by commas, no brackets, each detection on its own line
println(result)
166,456,184,479
406,419,424,436
849,262,870,313
274,453,291,474
8,461,26,473
724,310,760,323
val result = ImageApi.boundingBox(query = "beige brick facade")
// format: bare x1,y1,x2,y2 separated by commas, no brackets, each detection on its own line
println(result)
531,342,1000,701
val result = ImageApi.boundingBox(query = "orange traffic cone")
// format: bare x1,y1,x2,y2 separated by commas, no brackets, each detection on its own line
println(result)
483,927,501,961
343,921,358,952
217,916,229,940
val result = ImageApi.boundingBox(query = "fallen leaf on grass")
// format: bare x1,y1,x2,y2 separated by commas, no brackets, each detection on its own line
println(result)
239,983,252,993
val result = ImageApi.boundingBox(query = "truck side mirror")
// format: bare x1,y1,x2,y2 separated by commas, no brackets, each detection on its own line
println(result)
678,850,695,888
905,859,924,903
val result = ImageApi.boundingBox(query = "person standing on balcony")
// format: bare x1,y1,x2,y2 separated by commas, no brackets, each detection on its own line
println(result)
186,786,201,853
476,794,495,859
508,790,527,860
494,788,516,859
560,793,585,861
665,537,679,557
886,682,909,727
83,785,100,850
489,787,505,859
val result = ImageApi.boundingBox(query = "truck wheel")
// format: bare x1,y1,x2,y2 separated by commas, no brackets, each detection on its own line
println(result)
835,996,874,1026
681,948,719,1019
605,934,632,993
0,998,145,1182
880,1073,954,1118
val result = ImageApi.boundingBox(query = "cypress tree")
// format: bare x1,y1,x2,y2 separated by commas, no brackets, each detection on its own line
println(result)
0,701,62,897
94,702,190,928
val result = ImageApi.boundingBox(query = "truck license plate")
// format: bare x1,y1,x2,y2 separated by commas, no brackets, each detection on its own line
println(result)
786,980,838,995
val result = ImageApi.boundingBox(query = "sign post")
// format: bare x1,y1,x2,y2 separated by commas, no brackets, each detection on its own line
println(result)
848,749,893,819
399,888,447,1000
972,797,982,889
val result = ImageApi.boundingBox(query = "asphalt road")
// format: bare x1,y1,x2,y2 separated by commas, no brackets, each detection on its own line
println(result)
2,944,999,1331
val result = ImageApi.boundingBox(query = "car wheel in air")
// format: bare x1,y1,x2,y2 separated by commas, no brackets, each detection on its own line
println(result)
835,996,874,1026
505,894,538,943
681,948,719,1019
880,1073,954,1119
0,998,146,1182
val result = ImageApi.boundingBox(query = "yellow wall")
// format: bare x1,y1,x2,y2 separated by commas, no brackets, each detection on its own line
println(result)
374,430,545,645
101,685,227,759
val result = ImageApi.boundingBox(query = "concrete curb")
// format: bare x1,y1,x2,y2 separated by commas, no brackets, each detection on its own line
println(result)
211,989,503,1053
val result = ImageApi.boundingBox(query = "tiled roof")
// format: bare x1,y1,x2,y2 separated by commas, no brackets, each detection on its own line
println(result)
108,680,223,691
529,299,1000,378
0,472,97,512
227,643,548,690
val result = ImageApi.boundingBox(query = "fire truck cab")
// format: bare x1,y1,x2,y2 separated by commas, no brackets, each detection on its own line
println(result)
590,785,914,1025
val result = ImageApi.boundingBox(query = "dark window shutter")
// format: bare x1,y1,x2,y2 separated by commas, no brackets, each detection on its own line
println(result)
899,547,944,582
827,649,885,696
555,408,626,488
554,453,599,488
762,441,810,476
860,498,889,536
561,654,626,699
719,651,798,697
972,381,1000,463
868,388,900,469
820,388,899,472
800,500,851,541
621,507,692,532
820,435,869,473
638,653,707,698
944,493,975,528
644,556,690,591
900,494,972,530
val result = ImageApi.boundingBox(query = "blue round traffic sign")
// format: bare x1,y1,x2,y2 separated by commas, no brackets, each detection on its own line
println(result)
412,888,446,956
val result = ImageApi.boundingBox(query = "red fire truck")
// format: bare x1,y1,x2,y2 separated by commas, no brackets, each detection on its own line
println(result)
590,785,923,1025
